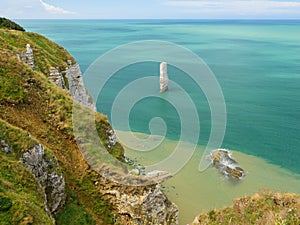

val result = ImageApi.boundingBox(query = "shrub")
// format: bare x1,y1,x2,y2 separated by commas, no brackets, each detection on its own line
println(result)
0,18,25,31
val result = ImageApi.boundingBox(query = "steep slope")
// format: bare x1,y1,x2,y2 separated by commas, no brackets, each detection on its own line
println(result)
0,19,178,225
0,25,115,224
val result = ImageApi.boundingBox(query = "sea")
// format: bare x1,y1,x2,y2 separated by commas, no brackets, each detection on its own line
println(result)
18,20,300,224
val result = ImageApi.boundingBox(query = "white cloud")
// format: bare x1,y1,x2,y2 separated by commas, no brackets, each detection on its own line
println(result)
164,0,300,17
39,0,75,14
165,0,300,8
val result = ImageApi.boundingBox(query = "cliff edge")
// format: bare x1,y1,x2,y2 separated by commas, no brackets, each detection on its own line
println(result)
0,18,178,225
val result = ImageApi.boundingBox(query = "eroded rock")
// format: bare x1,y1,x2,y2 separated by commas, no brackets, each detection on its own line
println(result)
97,165,179,224
49,68,67,90
18,44,34,69
160,62,169,93
146,170,172,182
21,144,66,214
105,184,178,224
65,63,96,110
0,140,11,154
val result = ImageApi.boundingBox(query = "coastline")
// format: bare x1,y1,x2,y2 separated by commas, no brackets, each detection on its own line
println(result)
117,130,300,224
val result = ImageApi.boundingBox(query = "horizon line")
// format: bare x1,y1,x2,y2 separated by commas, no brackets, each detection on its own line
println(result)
13,18,300,20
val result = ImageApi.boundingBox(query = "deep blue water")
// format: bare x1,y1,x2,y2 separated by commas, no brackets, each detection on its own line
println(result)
18,20,300,174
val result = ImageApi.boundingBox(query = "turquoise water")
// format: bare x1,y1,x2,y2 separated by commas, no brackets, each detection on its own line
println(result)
19,20,300,175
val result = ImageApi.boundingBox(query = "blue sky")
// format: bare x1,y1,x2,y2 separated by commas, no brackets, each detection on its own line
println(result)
1,0,300,19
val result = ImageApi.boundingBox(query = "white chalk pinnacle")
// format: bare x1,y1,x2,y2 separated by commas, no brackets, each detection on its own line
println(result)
160,62,169,93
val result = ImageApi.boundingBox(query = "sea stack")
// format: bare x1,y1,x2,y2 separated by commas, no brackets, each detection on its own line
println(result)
160,62,169,93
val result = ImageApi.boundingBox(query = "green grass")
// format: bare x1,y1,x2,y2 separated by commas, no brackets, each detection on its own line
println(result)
0,24,124,224
54,186,97,225
0,52,29,104
0,119,110,224
0,153,54,225
194,190,300,225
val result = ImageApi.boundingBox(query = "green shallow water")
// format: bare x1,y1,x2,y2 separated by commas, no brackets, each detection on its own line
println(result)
119,131,300,224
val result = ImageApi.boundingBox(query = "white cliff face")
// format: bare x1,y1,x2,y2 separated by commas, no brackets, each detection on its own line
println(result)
18,44,95,111
160,62,169,93
49,68,67,90
65,63,96,111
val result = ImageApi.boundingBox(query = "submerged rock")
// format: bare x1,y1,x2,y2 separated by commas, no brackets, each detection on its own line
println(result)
208,149,245,180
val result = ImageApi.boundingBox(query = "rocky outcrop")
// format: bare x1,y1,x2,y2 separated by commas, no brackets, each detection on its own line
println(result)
18,44,95,111
49,67,67,90
48,60,96,111
146,170,172,182
106,128,117,148
18,44,34,69
100,180,178,224
208,149,245,179
94,164,178,224
160,62,169,93
65,62,96,110
0,140,11,154
21,144,66,214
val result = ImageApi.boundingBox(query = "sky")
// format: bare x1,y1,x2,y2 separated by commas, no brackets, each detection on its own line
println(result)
1,0,300,19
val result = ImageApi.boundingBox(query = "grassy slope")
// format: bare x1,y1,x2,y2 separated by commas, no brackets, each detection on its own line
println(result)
0,27,123,224
0,120,54,225
194,190,300,225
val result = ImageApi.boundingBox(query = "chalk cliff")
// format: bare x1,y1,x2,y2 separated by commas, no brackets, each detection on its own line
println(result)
0,19,178,225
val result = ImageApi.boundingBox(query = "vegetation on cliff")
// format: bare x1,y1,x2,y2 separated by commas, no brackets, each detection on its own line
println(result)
0,18,25,32
193,190,300,225
0,22,122,224
0,121,54,225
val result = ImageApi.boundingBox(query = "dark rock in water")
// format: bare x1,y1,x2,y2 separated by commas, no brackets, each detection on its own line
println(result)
208,149,245,180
